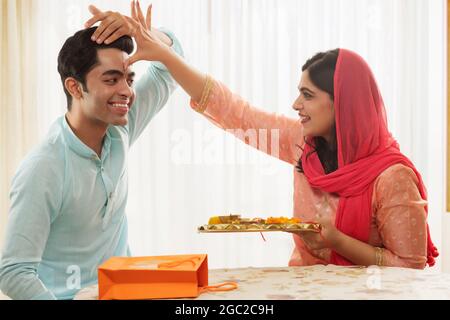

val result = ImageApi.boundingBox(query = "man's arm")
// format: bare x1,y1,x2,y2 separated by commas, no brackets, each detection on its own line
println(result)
0,157,61,300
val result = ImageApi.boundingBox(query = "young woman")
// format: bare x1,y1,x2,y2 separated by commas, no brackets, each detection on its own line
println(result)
91,1,439,268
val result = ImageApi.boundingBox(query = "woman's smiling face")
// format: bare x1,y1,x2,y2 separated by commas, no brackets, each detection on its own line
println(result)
292,70,335,143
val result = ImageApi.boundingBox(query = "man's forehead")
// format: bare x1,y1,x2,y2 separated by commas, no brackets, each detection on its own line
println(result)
94,48,133,74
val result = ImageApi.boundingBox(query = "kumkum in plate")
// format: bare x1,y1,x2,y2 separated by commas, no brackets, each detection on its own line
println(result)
197,215,321,233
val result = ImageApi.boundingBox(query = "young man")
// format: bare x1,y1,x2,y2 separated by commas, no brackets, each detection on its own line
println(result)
0,5,183,300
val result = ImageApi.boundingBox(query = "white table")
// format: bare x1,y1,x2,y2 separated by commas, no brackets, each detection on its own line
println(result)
74,264,450,300
0,291,10,300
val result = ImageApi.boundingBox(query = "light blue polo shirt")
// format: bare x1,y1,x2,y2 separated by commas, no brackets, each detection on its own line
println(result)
0,29,183,300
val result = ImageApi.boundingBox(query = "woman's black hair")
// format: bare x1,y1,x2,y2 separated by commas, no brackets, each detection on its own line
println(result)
57,27,134,110
296,49,339,174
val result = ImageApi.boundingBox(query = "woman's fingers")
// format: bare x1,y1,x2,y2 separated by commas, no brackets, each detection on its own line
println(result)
125,16,139,37
91,15,117,42
124,52,142,70
88,5,102,16
104,17,138,44
85,2,152,46
104,29,125,45
131,0,138,21
84,12,107,28
136,0,148,29
146,4,152,31
301,232,320,247
97,20,123,44
287,230,323,250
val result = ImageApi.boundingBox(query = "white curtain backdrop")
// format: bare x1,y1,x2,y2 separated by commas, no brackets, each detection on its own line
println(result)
0,0,38,257
1,0,446,269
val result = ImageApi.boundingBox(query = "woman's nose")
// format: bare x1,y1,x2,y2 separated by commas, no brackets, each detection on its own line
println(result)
292,97,303,111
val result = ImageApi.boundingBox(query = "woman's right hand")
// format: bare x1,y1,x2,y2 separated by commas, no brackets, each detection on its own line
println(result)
124,0,173,68
85,1,174,68
87,0,206,103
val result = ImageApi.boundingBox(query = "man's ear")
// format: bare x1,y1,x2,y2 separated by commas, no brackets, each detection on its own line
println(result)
64,77,84,100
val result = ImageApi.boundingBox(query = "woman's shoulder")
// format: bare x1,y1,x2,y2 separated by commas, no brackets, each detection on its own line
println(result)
375,163,419,187
372,163,424,209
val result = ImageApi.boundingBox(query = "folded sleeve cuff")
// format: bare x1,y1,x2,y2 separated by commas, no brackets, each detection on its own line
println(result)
151,27,184,71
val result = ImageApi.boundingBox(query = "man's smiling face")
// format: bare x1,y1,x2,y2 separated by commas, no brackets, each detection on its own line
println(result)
79,48,136,127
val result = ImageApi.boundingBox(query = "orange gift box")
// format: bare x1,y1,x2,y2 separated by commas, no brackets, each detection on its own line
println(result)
98,254,209,300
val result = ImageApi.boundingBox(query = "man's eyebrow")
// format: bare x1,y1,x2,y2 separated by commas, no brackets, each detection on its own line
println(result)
101,70,125,77
127,72,136,78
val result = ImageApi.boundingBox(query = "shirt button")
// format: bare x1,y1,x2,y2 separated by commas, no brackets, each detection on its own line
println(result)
101,167,104,172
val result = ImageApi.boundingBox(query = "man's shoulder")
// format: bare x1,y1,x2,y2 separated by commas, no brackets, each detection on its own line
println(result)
14,119,67,180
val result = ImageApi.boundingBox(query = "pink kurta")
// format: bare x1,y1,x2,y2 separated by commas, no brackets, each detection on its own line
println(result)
191,76,428,269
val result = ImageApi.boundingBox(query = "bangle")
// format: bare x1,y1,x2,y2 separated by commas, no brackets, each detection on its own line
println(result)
196,75,214,114
375,247,384,266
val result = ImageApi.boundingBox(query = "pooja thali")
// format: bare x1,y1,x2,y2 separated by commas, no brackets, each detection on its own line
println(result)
198,215,321,233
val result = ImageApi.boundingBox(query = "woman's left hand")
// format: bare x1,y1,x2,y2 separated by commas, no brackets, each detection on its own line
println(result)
84,5,137,44
289,212,341,251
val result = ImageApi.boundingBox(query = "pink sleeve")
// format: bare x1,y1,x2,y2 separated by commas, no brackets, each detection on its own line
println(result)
190,76,303,165
373,165,428,269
